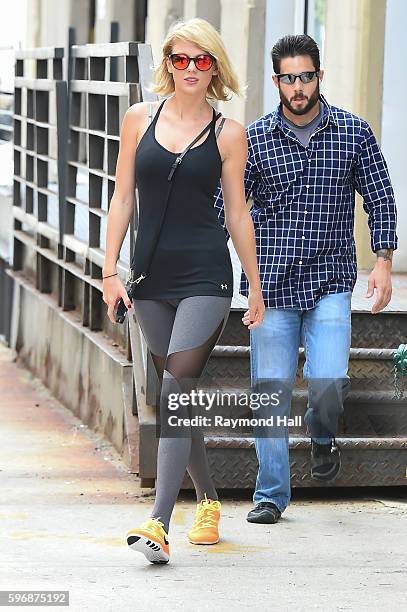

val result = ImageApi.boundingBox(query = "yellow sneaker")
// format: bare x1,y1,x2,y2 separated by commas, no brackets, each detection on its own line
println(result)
127,518,170,564
187,493,221,545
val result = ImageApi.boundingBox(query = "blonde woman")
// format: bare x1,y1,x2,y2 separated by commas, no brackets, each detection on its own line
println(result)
102,18,264,565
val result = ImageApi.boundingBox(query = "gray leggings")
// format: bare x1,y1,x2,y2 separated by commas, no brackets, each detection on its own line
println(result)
132,295,232,533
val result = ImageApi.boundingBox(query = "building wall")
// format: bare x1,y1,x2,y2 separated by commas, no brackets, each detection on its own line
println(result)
25,0,90,48
322,0,387,270
98,0,406,272
94,0,136,43
263,0,305,114
381,0,406,272
146,0,266,125
19,0,407,275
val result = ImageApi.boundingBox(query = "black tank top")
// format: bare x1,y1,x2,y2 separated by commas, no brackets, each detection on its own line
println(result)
130,98,233,300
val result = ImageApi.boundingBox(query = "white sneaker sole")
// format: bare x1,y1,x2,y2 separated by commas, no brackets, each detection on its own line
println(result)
127,533,169,564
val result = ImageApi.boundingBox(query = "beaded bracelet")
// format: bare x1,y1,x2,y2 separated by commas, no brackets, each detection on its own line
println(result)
102,272,118,279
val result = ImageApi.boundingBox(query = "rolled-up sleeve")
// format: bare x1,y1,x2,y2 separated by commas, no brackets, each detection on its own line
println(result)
354,123,398,252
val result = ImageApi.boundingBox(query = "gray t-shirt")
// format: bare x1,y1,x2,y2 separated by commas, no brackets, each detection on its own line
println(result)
282,104,324,147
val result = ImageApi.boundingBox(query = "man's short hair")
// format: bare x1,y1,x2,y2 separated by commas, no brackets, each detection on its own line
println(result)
271,34,320,74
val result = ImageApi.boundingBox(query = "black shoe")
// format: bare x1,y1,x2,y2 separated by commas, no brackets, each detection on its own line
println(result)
246,502,281,524
311,438,341,481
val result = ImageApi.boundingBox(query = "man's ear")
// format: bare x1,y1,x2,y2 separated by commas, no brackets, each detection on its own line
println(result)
318,69,324,83
272,74,279,89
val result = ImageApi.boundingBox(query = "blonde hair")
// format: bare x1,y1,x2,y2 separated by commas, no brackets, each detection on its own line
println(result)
151,18,243,101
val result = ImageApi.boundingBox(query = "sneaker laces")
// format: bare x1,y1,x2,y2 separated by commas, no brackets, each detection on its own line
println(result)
140,517,168,540
192,493,220,529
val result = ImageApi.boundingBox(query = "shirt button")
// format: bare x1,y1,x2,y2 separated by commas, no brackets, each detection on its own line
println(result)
302,235,305,239
304,210,308,214
306,184,310,189
299,260,303,264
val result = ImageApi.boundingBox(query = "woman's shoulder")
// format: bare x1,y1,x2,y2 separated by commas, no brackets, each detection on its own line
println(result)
217,115,246,142
125,100,159,122
121,100,162,142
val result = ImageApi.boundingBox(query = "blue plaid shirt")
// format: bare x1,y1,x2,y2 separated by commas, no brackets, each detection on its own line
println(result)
213,94,398,309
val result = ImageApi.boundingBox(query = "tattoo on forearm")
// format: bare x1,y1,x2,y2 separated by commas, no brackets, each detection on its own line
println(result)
375,249,393,262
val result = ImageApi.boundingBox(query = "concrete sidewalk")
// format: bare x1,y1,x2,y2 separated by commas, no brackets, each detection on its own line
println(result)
0,343,405,612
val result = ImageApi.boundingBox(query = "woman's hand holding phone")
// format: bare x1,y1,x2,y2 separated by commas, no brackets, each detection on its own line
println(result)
102,275,133,324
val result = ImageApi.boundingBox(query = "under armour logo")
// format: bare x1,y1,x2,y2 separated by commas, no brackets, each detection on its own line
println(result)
221,283,228,290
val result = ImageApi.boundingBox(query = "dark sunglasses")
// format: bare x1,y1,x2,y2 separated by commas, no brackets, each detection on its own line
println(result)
276,70,320,85
169,53,215,71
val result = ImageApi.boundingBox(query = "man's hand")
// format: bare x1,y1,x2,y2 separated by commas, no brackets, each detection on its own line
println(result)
366,249,393,314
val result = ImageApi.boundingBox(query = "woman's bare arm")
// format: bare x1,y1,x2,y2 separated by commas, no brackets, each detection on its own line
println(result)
102,103,144,276
102,102,147,322
218,120,264,328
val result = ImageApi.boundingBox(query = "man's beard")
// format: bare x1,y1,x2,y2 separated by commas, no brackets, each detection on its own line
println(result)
279,82,320,116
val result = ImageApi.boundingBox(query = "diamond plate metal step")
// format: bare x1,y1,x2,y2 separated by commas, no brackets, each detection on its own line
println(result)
203,345,400,392
221,309,407,349
180,437,407,488
139,309,407,488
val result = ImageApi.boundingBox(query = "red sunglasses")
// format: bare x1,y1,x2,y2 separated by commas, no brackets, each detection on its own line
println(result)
169,53,215,72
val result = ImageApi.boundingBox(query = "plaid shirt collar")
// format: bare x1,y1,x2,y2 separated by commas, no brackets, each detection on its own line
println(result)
267,93,338,134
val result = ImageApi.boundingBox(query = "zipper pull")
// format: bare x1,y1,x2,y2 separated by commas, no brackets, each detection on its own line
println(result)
168,156,182,181
135,273,146,284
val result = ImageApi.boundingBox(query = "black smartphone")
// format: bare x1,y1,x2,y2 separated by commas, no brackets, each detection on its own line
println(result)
115,297,129,324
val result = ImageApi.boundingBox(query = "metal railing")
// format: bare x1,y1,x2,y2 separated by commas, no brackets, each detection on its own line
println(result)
11,41,159,471
12,40,161,465
0,90,13,142
12,41,156,346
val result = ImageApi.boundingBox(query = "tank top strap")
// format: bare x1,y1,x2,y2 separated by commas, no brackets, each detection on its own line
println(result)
148,100,220,151
153,100,219,131
211,107,220,124
147,101,154,124
149,98,166,126
188,107,219,148
215,116,226,139
211,108,222,136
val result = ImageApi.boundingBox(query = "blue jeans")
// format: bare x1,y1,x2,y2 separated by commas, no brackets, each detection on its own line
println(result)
249,291,352,513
